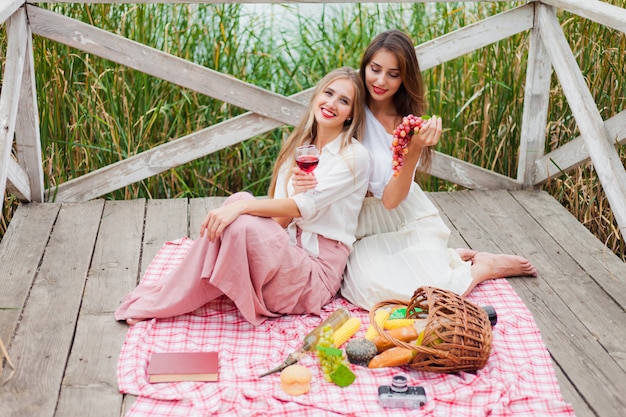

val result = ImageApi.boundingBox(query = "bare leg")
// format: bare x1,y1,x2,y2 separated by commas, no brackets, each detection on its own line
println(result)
456,248,478,262
462,252,537,297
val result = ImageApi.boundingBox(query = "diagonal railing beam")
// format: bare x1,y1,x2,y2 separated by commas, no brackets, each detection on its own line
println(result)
534,110,626,185
26,5,306,125
416,3,534,70
538,3,626,235
541,0,626,34
0,0,23,26
7,158,31,201
46,91,312,202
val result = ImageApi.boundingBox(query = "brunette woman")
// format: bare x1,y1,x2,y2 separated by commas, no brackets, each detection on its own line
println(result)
340,31,537,310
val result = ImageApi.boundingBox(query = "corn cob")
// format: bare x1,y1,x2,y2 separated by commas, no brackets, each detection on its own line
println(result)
384,318,416,330
332,317,361,347
365,308,391,340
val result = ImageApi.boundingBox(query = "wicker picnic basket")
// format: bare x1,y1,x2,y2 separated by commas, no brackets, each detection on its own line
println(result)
369,286,493,373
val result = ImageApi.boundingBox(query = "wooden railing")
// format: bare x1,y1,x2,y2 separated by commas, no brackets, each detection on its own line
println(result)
1,0,626,232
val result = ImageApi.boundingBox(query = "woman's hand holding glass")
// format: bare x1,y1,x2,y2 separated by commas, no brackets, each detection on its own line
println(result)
293,145,319,194
291,167,318,194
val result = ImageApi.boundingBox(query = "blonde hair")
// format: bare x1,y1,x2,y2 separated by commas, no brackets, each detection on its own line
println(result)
268,67,366,197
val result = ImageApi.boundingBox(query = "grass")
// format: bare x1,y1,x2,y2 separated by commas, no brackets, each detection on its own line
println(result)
1,1,625,258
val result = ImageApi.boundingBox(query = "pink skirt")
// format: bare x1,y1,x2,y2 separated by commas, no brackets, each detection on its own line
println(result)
114,193,350,325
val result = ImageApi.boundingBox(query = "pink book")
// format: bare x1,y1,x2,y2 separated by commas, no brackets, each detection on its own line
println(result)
147,351,219,383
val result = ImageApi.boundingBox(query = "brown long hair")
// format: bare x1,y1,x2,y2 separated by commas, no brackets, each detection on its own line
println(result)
268,67,366,197
359,29,432,172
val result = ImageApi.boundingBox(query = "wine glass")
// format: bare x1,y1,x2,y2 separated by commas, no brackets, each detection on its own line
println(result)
295,145,320,174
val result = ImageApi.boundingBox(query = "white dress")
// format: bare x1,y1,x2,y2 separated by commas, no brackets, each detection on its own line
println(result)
341,108,473,311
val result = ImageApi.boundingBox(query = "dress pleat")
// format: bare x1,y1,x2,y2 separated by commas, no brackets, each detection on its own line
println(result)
342,187,473,310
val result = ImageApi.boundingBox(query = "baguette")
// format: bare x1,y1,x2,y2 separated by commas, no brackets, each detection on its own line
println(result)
372,324,419,352
368,346,415,368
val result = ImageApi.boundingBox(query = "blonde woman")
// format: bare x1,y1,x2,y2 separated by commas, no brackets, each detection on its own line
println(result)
115,67,370,325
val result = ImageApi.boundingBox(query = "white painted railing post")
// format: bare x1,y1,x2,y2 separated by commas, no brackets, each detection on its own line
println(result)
518,2,552,188
0,6,28,214
14,10,45,203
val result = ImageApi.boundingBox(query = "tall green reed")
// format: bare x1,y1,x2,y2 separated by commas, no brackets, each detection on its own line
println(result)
1,1,625,258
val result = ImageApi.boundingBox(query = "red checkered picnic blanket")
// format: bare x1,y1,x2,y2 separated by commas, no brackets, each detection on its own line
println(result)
117,238,575,417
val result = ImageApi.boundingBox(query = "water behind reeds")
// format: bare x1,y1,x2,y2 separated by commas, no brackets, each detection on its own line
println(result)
1,1,625,257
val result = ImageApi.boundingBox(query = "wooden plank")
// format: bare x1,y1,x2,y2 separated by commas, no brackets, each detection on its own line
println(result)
55,317,128,417
429,151,521,190
26,5,305,125
538,4,626,237
459,190,626,372
552,363,595,417
416,3,534,71
117,198,188,413
533,110,626,184
497,191,626,373
189,197,228,239
435,190,626,416
14,19,44,203
510,190,626,309
518,2,552,187
0,6,27,213
541,0,626,33
81,199,147,317
428,192,470,250
0,202,60,345
83,199,146,315
0,0,23,26
140,198,189,274
56,200,146,417
0,200,104,417
433,191,594,416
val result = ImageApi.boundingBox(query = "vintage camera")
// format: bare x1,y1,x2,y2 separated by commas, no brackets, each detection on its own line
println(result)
378,374,427,409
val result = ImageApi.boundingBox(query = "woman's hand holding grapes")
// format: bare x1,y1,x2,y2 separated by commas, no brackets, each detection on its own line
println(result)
391,115,443,176
407,116,442,156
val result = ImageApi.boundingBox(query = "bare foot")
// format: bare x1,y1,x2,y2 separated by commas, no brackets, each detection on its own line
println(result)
463,252,537,297
472,252,537,279
126,318,146,326
456,248,478,262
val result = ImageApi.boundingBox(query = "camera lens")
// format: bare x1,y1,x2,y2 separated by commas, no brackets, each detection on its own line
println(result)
390,374,408,393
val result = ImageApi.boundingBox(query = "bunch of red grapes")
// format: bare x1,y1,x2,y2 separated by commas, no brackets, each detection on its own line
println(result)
391,114,426,176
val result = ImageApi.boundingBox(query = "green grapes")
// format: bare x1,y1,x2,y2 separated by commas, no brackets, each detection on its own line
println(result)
316,325,356,387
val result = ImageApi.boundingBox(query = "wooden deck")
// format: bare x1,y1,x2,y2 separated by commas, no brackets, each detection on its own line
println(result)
0,190,625,417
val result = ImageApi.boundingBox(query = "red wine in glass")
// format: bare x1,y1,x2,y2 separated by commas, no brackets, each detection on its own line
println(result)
296,155,319,173
295,145,320,174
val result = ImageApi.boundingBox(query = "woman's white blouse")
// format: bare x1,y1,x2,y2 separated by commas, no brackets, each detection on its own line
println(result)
274,135,370,257
362,107,418,199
